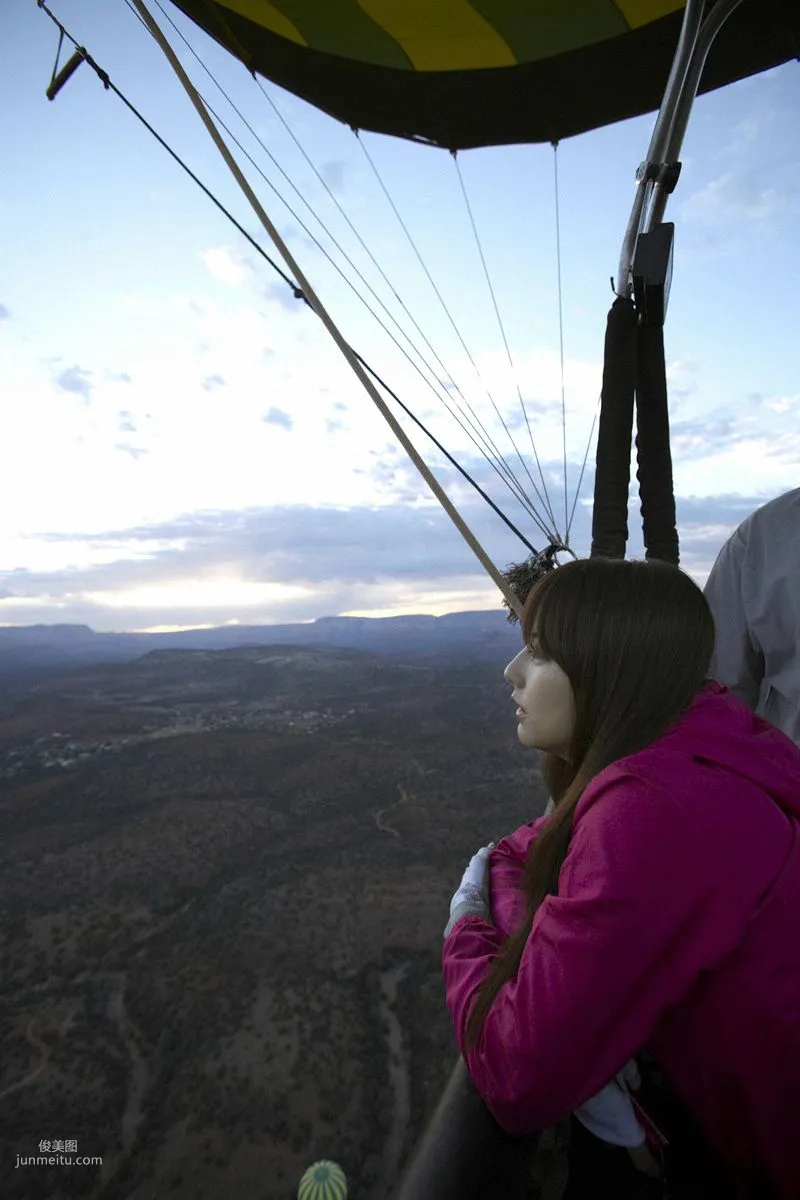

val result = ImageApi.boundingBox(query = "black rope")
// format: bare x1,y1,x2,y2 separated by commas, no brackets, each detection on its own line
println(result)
36,0,540,560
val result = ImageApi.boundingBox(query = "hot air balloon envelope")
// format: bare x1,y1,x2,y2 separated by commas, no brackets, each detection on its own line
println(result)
297,1158,348,1200
169,1,798,148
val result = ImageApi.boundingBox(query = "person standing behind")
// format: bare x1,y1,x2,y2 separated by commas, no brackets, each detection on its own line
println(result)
703,488,800,747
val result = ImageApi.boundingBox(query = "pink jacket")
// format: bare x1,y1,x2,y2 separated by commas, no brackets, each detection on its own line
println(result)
443,684,800,1197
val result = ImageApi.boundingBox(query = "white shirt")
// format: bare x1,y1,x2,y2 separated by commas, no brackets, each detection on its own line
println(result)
703,488,800,747
573,1061,645,1147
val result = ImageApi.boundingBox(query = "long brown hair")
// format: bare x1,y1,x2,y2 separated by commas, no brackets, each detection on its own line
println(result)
463,557,715,1051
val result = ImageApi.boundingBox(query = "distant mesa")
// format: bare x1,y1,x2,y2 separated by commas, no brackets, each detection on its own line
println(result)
0,610,520,673
314,616,369,629
2,624,95,640
316,614,440,631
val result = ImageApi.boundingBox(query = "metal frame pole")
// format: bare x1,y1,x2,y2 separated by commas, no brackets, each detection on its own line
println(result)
615,0,706,298
646,0,748,231
615,0,749,297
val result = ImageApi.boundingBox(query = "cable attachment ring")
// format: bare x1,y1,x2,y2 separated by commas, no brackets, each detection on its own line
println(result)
501,541,574,623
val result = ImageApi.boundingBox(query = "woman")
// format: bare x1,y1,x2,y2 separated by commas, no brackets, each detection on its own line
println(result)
442,558,800,1198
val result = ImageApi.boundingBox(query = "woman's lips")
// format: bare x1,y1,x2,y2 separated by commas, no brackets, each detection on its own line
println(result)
516,708,526,720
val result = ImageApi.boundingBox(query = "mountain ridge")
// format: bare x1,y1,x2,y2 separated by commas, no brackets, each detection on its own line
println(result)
0,610,522,670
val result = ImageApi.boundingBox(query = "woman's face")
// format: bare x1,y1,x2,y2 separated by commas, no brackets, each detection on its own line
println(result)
504,639,574,758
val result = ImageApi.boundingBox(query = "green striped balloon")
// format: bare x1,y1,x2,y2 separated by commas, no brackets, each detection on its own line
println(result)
297,1160,347,1200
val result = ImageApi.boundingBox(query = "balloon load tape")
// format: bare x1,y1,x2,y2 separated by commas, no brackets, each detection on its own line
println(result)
502,543,567,624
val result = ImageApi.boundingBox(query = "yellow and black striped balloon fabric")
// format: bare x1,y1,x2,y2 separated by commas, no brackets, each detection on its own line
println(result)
170,1,799,148
181,0,685,71
297,1159,347,1200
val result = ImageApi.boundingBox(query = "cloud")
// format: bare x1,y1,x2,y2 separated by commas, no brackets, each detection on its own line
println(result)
55,365,93,402
107,370,132,383
115,443,148,460
264,282,304,314
201,373,226,392
0,303,10,320
763,432,800,464
262,407,293,431
0,475,787,631
760,393,800,416
201,246,251,286
505,397,562,430
2,475,771,595
2,497,512,596
680,169,788,226
320,160,348,194
669,414,742,461
726,114,762,157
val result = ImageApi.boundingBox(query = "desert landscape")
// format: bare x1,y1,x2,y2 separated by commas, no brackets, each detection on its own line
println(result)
0,639,547,1199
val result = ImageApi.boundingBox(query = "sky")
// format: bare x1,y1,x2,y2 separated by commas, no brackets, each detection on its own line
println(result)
1,2,799,633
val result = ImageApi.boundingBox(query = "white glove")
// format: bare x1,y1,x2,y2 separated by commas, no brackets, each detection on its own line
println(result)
444,843,495,938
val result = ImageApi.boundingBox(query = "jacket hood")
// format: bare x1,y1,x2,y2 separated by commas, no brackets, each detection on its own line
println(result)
632,681,800,822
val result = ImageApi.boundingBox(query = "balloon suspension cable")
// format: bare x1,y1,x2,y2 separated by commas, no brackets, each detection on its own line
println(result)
130,0,542,537
357,131,559,545
40,0,523,618
552,141,569,543
451,151,559,540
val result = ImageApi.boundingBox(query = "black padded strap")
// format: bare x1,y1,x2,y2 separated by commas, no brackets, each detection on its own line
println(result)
635,323,679,564
591,297,638,559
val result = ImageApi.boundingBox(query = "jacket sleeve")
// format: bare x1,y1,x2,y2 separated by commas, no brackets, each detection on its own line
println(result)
491,814,549,894
703,524,764,712
439,814,551,998
483,814,551,941
442,772,752,1135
